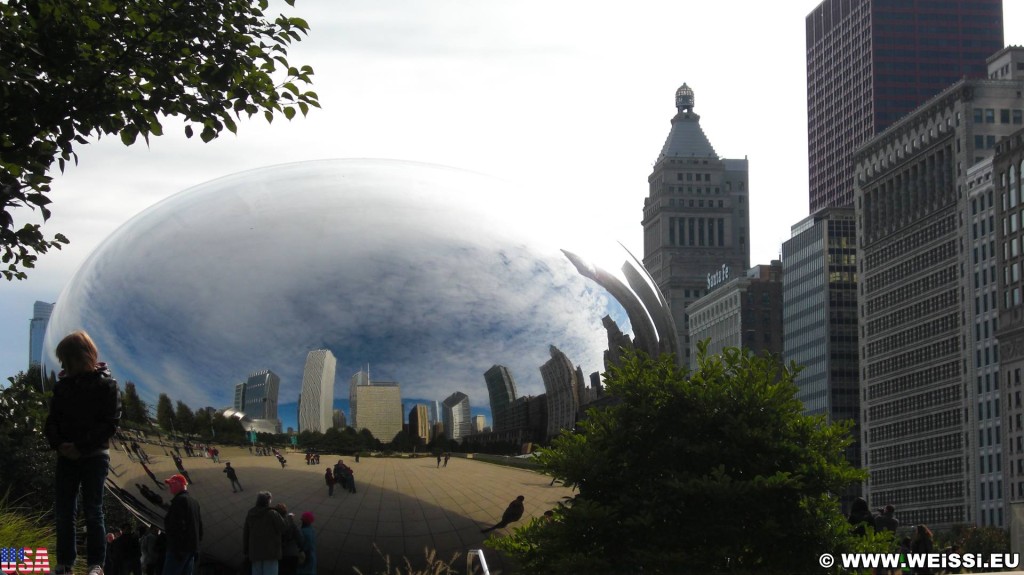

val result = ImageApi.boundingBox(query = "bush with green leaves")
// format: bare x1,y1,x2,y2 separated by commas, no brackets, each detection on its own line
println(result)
491,344,880,574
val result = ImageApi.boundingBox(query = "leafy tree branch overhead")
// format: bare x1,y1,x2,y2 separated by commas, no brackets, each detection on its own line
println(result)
0,0,320,280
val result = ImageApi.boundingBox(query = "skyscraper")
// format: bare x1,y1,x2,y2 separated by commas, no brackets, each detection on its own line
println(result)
442,391,471,442
484,365,517,432
540,345,580,439
642,84,750,367
29,301,54,369
349,370,403,443
782,208,860,493
806,0,1003,211
298,349,337,433
408,404,430,445
240,370,281,432
854,61,1024,529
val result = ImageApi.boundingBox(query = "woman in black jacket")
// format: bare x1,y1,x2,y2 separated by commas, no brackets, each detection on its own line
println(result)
44,330,121,575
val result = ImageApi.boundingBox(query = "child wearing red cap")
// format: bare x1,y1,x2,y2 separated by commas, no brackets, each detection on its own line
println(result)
297,512,316,575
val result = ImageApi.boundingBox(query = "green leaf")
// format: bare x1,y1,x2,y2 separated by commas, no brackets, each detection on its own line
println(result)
283,106,296,120
120,126,139,146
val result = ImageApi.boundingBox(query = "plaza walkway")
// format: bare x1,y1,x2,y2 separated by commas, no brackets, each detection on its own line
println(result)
110,444,572,574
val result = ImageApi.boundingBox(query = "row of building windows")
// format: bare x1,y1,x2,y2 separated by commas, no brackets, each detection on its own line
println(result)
979,479,1003,501
668,198,726,208
893,506,965,530
666,217,728,248
864,214,957,270
975,265,998,290
977,399,1001,422
972,214,996,239
870,457,961,487
867,384,960,422
867,360,960,401
975,345,999,368
865,241,957,294
860,147,955,242
866,290,957,336
972,108,1024,125
871,481,964,508
676,172,714,182
980,453,1003,476
979,426,1003,449
868,409,960,443
867,266,956,314
867,314,958,357
869,433,961,465
866,337,958,379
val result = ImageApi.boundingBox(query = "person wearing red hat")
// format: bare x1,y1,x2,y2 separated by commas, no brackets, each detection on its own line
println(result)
162,474,203,575
296,513,316,575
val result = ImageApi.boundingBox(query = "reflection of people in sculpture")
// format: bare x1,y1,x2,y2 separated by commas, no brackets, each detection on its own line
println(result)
44,330,121,575
172,454,194,485
480,496,525,533
136,483,170,510
141,462,164,490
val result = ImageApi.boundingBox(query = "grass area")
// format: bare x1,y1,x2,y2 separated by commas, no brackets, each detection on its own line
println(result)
0,496,56,567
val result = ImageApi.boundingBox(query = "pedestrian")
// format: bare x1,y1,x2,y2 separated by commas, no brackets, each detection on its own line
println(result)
44,330,121,575
224,462,244,493
162,474,203,575
480,496,525,533
336,461,356,493
443,453,450,467
140,525,160,575
874,504,899,533
436,453,441,468
243,491,286,575
847,496,874,536
910,524,935,575
324,468,336,497
275,504,303,575
116,523,143,575
296,513,317,575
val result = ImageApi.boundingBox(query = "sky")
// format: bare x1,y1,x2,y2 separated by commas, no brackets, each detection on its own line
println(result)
4,1,1024,409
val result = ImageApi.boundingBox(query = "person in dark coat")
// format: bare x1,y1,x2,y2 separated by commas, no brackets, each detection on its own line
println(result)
223,462,244,493
481,496,525,533
847,496,875,536
324,468,336,497
44,330,121,575
243,491,286,575
910,524,935,575
275,503,304,575
162,474,203,575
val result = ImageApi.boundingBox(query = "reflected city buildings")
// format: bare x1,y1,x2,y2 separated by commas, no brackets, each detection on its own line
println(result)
40,159,676,570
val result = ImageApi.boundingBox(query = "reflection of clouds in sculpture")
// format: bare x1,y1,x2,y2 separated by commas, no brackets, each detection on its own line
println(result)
43,160,629,412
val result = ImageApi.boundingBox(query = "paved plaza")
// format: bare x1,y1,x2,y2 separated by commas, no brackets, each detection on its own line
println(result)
109,443,572,574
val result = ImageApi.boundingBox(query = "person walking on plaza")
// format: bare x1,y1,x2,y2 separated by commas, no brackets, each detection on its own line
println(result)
480,496,525,533
223,462,244,493
324,468,336,497
296,513,317,575
45,330,121,575
443,453,450,467
162,474,203,575
436,453,442,468
244,491,286,575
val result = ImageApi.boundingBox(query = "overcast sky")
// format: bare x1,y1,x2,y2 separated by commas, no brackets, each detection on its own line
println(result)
4,0,1023,389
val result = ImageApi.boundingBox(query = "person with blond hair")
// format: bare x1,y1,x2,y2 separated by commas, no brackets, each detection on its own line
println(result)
44,330,121,575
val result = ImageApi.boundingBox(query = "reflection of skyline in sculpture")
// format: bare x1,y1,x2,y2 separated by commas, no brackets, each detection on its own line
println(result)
540,345,580,439
442,391,471,441
40,159,647,429
298,349,336,433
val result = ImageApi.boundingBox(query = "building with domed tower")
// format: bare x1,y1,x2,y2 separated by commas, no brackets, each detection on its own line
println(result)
641,84,750,367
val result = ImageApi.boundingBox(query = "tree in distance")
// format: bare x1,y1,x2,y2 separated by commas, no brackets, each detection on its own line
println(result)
0,0,320,279
490,344,880,574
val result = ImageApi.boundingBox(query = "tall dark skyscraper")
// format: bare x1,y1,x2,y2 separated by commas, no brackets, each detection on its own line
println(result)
806,0,1003,211
484,365,517,432
642,84,750,367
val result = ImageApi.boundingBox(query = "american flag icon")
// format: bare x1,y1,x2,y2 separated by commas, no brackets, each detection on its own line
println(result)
0,548,49,574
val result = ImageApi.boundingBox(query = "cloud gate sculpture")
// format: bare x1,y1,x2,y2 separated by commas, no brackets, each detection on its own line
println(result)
41,159,676,571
